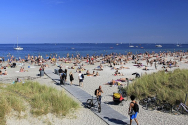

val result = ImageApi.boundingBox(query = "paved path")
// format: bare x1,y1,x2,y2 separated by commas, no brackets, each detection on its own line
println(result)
45,70,136,125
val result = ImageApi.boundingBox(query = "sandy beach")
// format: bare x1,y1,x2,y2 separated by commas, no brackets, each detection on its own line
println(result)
1,52,188,125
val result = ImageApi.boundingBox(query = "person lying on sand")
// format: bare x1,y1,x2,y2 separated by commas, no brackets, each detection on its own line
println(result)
119,66,130,69
112,66,130,70
68,65,75,69
116,78,133,82
104,79,116,85
96,72,100,76
3,70,8,75
113,70,124,76
20,67,24,72
1,66,6,69
142,66,149,71
116,78,126,82
85,70,92,75
104,79,123,86
94,64,103,71
92,71,100,76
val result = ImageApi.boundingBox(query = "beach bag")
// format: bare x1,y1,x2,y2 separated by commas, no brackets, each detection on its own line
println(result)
128,109,135,115
81,74,84,79
70,74,74,80
61,73,66,80
95,89,98,95
132,102,139,112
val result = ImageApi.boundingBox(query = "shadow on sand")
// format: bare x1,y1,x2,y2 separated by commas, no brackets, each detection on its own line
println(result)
104,116,129,125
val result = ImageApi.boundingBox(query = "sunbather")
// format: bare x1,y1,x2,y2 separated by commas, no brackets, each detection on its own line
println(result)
104,79,123,86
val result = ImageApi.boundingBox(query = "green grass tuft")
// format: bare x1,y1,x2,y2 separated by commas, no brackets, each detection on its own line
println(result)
126,69,188,105
0,81,79,124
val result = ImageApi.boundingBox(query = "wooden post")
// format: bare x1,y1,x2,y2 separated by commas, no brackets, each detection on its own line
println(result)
126,78,129,90
184,93,188,104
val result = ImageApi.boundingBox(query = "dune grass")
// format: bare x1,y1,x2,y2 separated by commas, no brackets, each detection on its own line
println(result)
0,84,26,125
126,69,188,105
0,81,79,125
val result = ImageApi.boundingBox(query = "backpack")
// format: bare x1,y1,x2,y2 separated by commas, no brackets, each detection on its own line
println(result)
94,89,98,95
132,102,139,112
81,74,84,79
61,73,66,80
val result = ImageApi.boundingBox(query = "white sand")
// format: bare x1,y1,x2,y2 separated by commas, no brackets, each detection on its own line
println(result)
1,54,188,125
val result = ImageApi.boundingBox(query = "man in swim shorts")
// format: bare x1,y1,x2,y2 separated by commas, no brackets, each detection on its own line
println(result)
129,95,139,125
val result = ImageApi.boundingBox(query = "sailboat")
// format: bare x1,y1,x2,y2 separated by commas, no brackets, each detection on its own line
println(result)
14,37,23,50
176,42,180,47
129,43,134,47
155,45,162,47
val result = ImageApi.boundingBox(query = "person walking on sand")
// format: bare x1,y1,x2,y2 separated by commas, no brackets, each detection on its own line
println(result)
60,70,66,85
78,71,84,87
155,62,157,70
69,71,74,85
58,67,63,75
128,95,139,125
64,69,67,81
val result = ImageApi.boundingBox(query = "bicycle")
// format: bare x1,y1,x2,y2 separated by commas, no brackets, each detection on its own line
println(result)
157,100,172,113
118,86,128,101
139,96,160,111
86,96,101,113
173,102,188,115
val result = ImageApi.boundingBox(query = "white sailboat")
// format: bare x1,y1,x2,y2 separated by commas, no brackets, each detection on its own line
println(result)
129,43,134,47
14,37,23,50
155,45,162,47
176,42,180,47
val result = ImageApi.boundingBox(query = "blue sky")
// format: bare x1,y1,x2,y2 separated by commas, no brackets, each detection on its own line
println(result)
0,0,187,43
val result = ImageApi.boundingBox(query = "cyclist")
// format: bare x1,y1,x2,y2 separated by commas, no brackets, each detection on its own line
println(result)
96,86,103,104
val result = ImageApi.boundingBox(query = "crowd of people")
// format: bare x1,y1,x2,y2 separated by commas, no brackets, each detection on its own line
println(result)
0,50,188,125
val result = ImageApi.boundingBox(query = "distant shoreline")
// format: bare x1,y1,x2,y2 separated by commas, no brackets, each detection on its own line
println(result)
0,43,188,61
0,43,188,44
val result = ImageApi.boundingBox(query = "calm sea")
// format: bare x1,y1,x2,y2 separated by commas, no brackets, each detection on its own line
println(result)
1,43,188,60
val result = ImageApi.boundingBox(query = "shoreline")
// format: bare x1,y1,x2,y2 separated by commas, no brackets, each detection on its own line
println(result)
1,43,188,61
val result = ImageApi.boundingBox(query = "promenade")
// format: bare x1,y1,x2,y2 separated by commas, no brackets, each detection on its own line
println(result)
45,69,136,125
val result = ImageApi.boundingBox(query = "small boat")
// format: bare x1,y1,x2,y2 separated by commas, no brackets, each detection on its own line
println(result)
136,46,138,48
155,45,162,47
129,43,134,47
116,44,119,45
14,37,23,50
14,47,23,50
176,42,180,47
110,47,113,49
71,48,75,50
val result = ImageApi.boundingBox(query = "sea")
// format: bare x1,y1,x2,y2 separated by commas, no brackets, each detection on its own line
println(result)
1,43,188,60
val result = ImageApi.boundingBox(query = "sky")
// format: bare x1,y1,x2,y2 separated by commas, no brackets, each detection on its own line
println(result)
0,0,187,44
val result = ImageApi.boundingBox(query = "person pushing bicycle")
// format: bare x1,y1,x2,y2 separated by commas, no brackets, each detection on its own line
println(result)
96,86,103,104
